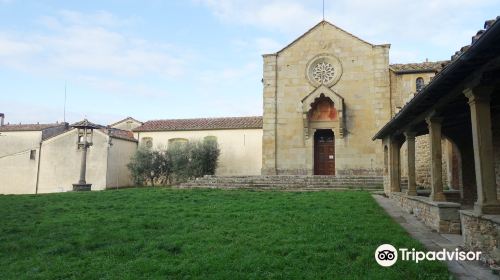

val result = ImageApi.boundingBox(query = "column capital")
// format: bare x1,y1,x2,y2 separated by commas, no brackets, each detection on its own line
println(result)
404,130,417,139
425,114,443,126
463,86,494,104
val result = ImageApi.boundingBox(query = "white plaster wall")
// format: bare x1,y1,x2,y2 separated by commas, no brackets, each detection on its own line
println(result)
0,148,39,194
0,131,41,157
37,129,109,193
106,138,137,188
134,129,263,176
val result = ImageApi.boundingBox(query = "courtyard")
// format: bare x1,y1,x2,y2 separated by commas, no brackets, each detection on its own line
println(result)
0,188,449,279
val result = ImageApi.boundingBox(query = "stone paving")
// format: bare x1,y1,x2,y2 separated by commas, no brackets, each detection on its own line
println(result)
372,194,499,280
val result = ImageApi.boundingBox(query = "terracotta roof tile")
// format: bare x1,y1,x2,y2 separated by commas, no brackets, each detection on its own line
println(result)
389,61,449,74
134,116,263,132
101,128,137,142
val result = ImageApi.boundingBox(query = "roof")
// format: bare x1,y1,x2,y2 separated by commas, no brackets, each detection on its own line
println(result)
0,123,67,132
101,128,137,142
373,16,500,140
134,116,263,132
109,116,142,127
266,20,384,56
389,61,449,74
71,119,101,129
71,119,137,142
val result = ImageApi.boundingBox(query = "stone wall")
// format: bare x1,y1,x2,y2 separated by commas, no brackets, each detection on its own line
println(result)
390,192,461,233
460,210,500,264
407,136,450,188
389,71,435,116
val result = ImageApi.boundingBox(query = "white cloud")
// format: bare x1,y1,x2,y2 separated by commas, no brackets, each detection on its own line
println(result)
197,0,499,62
0,10,189,88
195,0,321,33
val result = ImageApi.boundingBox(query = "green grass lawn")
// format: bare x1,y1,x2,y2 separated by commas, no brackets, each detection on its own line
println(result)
0,188,450,279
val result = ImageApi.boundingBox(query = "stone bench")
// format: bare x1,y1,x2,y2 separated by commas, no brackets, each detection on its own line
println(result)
389,192,461,234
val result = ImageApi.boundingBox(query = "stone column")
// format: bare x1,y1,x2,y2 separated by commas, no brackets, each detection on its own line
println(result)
464,87,500,214
389,137,401,193
78,141,88,184
405,131,417,196
426,116,446,201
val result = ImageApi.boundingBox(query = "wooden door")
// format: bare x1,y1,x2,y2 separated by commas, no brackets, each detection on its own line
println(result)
314,130,335,175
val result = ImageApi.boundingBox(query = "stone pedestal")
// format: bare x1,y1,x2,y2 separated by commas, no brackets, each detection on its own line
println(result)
72,183,91,191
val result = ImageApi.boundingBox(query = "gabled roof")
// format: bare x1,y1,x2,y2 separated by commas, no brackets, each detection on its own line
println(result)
389,61,449,74
0,123,67,132
71,119,101,129
266,20,384,56
109,117,142,127
133,116,263,132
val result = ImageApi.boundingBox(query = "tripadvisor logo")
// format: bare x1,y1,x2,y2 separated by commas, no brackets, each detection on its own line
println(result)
375,244,482,267
375,244,398,267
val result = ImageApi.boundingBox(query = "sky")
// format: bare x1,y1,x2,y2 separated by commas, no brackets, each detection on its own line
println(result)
1,0,499,125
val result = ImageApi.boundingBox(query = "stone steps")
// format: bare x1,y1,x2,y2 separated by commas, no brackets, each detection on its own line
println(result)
179,175,384,191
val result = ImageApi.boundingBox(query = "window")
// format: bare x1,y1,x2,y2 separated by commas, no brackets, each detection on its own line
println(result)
168,138,188,148
204,136,217,142
30,150,36,160
416,77,425,92
142,137,153,149
77,129,93,148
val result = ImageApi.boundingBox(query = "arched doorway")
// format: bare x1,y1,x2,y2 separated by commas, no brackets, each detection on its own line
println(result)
314,129,335,175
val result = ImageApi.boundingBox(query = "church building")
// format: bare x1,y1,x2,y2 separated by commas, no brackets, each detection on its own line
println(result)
261,21,441,177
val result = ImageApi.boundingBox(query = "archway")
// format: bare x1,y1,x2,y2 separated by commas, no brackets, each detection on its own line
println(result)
314,129,335,175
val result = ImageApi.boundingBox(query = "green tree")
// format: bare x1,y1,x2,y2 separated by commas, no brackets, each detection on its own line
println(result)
127,146,171,186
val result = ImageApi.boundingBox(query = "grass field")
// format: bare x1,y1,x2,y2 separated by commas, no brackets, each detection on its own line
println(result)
0,188,450,279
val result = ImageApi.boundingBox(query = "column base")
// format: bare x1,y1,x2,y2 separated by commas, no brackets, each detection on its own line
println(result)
474,202,500,215
431,191,446,202
261,168,277,175
73,183,92,191
406,190,417,196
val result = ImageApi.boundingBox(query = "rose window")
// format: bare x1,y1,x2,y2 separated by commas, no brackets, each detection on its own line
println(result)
312,61,335,85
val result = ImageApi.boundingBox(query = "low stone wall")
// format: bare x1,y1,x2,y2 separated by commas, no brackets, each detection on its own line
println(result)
181,175,384,190
389,192,461,234
460,210,500,264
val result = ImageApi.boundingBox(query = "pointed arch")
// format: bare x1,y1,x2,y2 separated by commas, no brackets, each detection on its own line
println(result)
301,85,344,138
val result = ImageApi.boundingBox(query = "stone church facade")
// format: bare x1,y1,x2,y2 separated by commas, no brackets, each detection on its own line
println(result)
261,21,441,177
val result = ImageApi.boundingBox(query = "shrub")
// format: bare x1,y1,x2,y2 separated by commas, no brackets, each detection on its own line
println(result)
128,138,220,186
127,146,171,186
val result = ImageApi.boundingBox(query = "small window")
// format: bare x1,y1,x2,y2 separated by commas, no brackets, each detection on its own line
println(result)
77,130,93,146
204,136,217,142
168,138,188,148
30,150,36,160
142,137,153,149
416,77,425,92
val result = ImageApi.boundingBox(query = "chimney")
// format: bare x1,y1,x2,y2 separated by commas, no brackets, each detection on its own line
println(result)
0,113,4,126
